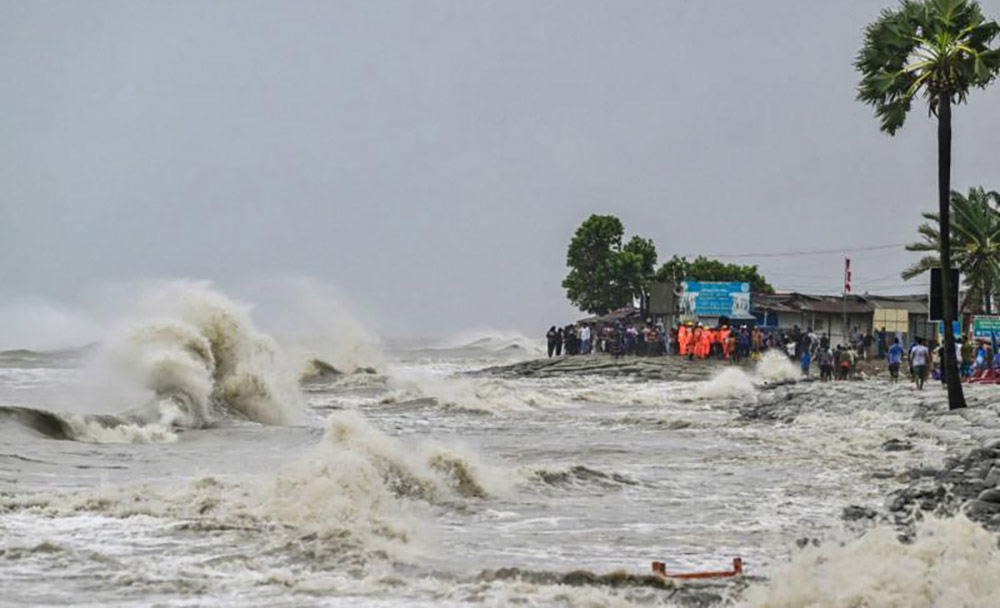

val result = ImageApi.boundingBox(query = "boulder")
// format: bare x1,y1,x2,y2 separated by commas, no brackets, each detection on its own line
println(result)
965,500,1000,517
882,439,913,452
842,505,877,521
978,488,1000,504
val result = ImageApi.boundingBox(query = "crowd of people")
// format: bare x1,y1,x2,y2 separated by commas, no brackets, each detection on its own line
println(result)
546,322,666,358
546,318,1000,387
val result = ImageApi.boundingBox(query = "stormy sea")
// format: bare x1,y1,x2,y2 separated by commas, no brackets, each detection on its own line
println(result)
3,282,1000,607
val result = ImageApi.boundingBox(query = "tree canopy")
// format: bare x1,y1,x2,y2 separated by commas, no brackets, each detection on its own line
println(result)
903,186,1000,313
856,0,1000,410
562,215,658,315
654,255,775,294
856,0,1000,135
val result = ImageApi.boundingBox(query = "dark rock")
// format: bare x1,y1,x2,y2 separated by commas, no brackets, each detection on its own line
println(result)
842,505,877,521
968,448,1000,461
965,500,1000,517
978,488,1000,503
882,439,913,452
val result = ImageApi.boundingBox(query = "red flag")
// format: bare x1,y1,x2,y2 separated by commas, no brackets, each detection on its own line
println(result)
844,258,852,294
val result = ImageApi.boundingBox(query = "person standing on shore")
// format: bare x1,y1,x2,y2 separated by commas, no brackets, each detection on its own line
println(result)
887,337,904,382
960,337,973,379
911,338,930,390
546,326,558,358
818,347,834,381
555,327,564,356
580,324,592,355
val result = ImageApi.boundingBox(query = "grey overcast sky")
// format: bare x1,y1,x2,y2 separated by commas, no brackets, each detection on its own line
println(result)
2,0,1000,341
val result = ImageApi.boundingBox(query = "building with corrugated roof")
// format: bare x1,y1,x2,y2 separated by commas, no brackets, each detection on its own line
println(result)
754,293,935,346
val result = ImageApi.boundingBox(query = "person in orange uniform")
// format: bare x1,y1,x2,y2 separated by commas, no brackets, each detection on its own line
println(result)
720,325,731,359
686,323,697,359
699,325,712,359
678,324,689,356
691,325,703,359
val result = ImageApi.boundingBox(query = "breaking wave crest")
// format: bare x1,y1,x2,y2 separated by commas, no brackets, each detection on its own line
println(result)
697,351,800,400
0,403,183,443
739,514,1000,607
4,282,309,443
1,411,505,565
100,281,304,427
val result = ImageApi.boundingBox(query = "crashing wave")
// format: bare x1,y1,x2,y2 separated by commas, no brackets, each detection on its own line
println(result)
697,351,801,400
96,282,304,428
1,283,306,443
739,514,1000,607
423,330,546,357
0,411,505,566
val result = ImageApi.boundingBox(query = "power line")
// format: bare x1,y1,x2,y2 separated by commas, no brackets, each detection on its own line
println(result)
679,243,908,259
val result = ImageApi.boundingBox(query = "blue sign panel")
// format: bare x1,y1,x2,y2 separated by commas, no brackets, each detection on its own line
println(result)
679,281,752,318
939,321,961,339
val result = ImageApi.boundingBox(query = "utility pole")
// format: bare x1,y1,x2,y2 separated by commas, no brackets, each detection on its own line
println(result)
843,257,851,345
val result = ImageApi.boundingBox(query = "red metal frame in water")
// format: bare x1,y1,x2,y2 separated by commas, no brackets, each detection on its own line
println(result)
651,557,743,580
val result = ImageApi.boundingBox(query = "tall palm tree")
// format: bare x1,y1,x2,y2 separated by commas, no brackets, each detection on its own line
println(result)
903,187,1000,314
857,0,1000,410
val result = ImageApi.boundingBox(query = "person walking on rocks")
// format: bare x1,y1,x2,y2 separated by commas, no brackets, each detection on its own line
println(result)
911,338,930,390
818,347,834,381
887,337,904,382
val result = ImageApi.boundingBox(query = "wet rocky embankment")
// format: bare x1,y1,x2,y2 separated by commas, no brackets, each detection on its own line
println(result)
473,354,726,381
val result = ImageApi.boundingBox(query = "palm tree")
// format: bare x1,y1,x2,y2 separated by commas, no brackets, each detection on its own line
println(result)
857,0,1000,410
903,187,1000,314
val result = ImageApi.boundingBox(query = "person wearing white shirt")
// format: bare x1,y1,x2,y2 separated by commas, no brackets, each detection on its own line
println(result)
911,338,930,390
580,325,592,355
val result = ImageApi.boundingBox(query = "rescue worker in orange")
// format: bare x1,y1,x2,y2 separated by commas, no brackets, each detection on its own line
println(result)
691,326,701,358
698,325,712,359
720,325,731,359
678,324,690,356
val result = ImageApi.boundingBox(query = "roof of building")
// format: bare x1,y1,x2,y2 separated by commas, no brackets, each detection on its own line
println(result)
859,294,930,314
755,292,926,315
577,306,641,325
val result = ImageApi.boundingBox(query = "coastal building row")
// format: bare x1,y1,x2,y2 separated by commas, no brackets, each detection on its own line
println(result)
593,286,937,348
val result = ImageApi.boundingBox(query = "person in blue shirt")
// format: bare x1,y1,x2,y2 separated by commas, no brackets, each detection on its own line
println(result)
887,337,904,382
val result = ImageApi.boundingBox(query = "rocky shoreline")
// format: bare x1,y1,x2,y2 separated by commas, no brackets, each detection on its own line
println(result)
472,354,728,381
473,354,1000,605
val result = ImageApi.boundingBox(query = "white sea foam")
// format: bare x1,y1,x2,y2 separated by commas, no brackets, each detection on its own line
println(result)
755,350,801,383
697,367,757,400
1,411,505,566
385,367,562,412
740,514,1000,608
697,351,801,400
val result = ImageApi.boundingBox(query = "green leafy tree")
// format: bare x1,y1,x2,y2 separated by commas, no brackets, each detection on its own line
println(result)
903,187,1000,313
654,255,775,294
856,0,1000,410
622,236,658,309
562,216,657,315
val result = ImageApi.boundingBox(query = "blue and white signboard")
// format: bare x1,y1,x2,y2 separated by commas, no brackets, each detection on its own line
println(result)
679,281,752,319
